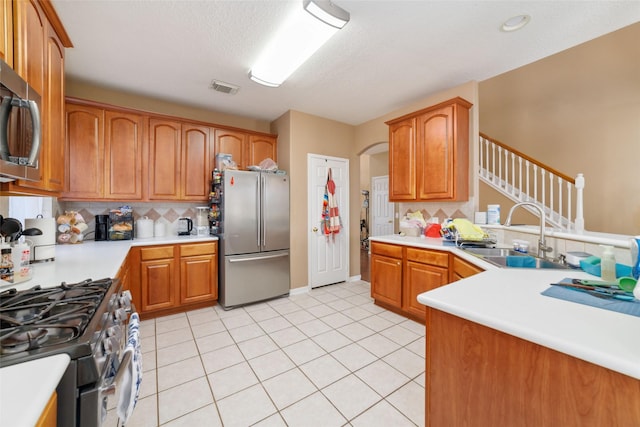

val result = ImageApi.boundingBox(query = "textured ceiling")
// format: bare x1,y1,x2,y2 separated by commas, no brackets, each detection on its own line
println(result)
52,1,640,126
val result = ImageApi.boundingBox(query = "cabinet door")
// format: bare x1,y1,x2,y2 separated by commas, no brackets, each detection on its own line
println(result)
140,257,176,313
417,105,454,200
104,111,144,199
180,254,217,304
181,123,210,200
14,0,44,95
214,128,247,169
63,104,104,198
148,119,181,199
404,260,448,320
371,254,403,308
1,0,13,67
388,118,416,201
41,24,65,192
451,256,483,282
248,134,277,167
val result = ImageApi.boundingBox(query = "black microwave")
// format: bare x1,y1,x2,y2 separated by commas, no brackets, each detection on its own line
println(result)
0,58,41,182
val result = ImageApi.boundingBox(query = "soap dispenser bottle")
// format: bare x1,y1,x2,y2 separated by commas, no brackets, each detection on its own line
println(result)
600,245,616,282
631,236,640,280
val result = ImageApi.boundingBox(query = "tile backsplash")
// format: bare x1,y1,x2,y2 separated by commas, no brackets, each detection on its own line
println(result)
59,201,208,239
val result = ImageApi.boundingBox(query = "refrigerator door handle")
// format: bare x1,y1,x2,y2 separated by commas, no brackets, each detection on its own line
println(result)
256,173,261,249
228,253,289,263
261,173,266,249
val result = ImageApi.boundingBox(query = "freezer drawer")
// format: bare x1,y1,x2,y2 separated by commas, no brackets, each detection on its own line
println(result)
219,250,290,309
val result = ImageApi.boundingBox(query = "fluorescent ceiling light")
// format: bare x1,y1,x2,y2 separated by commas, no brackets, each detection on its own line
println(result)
249,0,350,88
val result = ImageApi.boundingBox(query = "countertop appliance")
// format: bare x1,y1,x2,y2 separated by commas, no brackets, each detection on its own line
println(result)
0,278,137,426
25,216,55,262
212,170,290,309
0,58,41,182
177,217,193,235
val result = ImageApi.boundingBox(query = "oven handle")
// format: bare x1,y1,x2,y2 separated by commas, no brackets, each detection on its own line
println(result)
100,349,132,397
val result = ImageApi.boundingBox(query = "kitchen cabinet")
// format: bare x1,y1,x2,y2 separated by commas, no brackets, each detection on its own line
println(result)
64,103,145,200
64,103,104,199
1,0,13,67
1,0,71,196
404,247,448,320
370,242,403,309
130,242,218,318
179,242,217,304
425,307,640,426
148,119,211,201
35,391,57,427
451,255,484,281
371,242,461,321
386,97,472,202
214,128,277,170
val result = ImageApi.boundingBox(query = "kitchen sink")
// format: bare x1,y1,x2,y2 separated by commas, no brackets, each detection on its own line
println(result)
461,247,570,269
461,247,524,257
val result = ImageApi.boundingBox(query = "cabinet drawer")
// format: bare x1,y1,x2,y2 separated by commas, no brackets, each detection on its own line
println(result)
452,256,484,278
140,246,174,261
406,247,448,267
180,242,217,257
371,242,403,259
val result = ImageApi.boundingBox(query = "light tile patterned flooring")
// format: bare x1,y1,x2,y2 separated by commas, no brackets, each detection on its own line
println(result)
105,280,425,427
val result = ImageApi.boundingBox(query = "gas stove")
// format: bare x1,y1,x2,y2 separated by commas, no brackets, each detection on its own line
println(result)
0,277,134,427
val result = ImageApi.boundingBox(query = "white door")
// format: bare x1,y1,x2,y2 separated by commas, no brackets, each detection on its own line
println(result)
308,154,349,288
371,175,394,236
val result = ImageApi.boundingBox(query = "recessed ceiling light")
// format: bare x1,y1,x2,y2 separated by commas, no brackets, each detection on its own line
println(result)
501,14,531,32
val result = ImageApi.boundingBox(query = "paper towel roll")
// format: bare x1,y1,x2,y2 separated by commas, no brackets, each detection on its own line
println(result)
25,217,56,262
136,217,154,239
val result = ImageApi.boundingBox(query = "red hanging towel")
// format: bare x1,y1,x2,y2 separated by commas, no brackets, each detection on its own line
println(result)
326,168,340,234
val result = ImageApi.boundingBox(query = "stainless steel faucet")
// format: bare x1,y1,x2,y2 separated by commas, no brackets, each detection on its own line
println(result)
504,202,553,259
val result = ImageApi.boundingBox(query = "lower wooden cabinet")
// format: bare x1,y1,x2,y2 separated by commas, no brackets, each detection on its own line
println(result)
130,241,218,318
370,242,450,322
404,248,449,319
370,242,403,309
35,392,57,427
451,255,484,281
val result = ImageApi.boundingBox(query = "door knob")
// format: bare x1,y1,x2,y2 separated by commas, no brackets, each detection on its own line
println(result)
312,227,318,232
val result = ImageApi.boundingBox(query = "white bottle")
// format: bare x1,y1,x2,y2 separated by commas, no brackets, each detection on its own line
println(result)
600,245,616,282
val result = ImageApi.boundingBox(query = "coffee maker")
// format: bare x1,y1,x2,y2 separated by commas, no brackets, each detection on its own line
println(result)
95,215,109,241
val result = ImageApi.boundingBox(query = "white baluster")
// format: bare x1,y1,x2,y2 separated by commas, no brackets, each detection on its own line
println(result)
484,139,489,178
575,173,585,233
549,173,554,224
533,164,538,202
558,177,564,229
525,160,531,202
541,169,546,209
518,157,523,200
510,153,516,195
567,182,573,231
491,143,497,184
498,146,503,188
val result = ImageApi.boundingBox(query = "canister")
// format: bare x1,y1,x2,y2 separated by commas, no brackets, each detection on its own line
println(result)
487,204,501,224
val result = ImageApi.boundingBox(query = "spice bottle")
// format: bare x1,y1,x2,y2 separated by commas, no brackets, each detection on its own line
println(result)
0,248,14,283
600,245,616,282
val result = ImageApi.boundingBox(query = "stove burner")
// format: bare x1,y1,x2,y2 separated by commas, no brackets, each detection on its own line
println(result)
0,278,112,355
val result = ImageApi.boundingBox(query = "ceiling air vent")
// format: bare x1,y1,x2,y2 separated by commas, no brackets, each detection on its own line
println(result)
210,80,240,95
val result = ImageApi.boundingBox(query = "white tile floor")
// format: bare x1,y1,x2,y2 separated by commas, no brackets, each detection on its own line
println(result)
105,280,425,427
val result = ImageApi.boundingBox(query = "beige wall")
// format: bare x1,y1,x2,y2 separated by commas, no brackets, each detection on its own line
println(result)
66,78,272,133
272,111,356,290
479,23,640,235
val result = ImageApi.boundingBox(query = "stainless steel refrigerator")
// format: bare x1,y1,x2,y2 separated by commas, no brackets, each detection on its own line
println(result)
216,170,290,309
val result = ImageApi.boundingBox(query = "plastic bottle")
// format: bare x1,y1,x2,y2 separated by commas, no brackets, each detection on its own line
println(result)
630,236,640,280
600,245,616,282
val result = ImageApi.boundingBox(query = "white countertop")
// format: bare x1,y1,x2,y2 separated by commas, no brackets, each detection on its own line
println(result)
0,354,70,427
368,235,640,380
0,234,217,425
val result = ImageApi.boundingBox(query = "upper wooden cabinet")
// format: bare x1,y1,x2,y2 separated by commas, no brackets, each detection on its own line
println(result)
64,102,144,200
214,129,277,170
1,0,71,196
386,97,472,202
1,0,13,67
148,119,210,201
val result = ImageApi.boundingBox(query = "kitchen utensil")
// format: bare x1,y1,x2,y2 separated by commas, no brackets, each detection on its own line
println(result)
572,277,637,292
550,282,635,301
1,218,22,242
25,217,55,263
177,218,193,235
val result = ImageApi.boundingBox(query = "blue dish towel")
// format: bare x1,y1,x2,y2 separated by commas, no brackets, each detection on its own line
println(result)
541,281,640,317
506,255,537,268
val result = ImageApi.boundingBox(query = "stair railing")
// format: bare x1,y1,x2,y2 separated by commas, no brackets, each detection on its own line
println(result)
478,133,585,233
